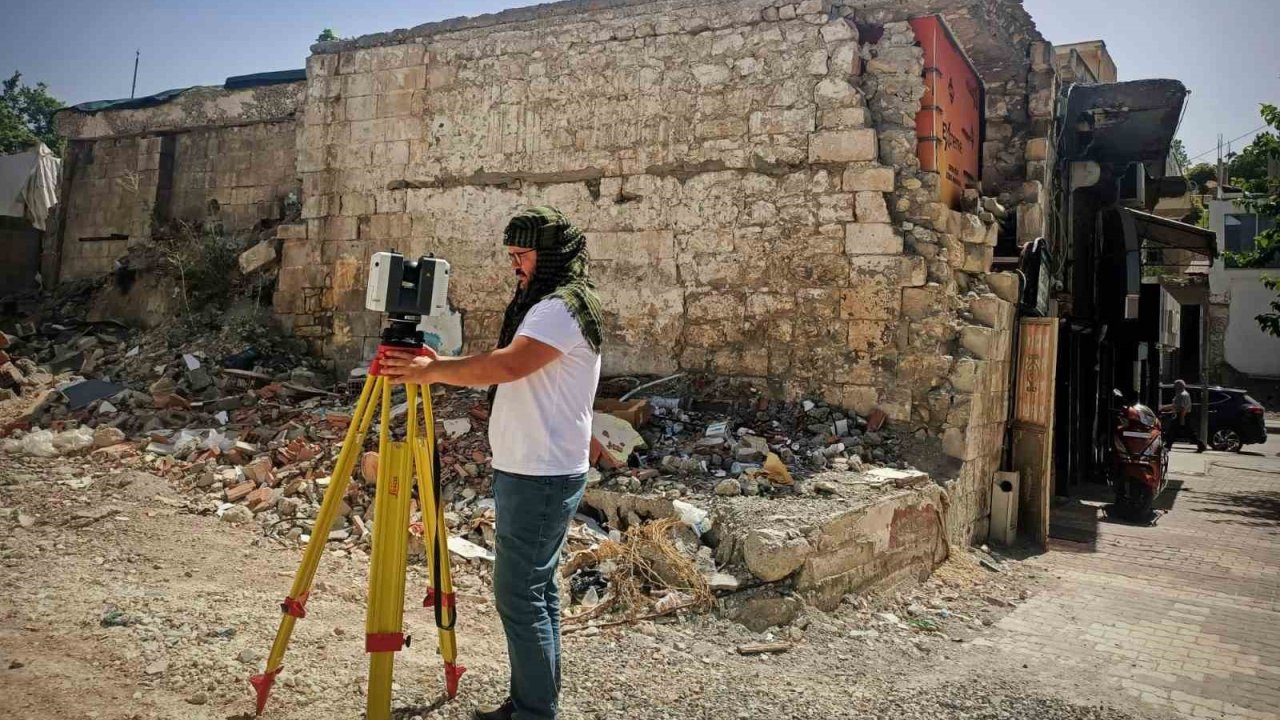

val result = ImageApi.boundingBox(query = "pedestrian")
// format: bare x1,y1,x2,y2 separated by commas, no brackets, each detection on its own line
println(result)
1163,379,1206,453
380,206,603,720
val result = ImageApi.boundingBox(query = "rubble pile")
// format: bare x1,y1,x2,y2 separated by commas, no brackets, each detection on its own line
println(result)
590,375,913,500
3,250,932,633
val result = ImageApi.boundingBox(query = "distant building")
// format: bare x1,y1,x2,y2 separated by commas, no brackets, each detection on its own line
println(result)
1207,196,1280,378
1053,41,1118,84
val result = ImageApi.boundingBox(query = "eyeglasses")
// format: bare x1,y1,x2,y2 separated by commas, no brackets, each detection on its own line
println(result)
507,249,533,264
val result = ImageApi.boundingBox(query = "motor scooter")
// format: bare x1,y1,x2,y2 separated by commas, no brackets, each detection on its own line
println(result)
1110,389,1170,521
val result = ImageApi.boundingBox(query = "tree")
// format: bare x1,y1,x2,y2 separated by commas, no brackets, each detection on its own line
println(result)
1226,123,1278,193
1259,275,1280,337
1186,162,1217,193
1170,138,1190,171
1224,104,1280,337
317,28,339,42
0,71,64,155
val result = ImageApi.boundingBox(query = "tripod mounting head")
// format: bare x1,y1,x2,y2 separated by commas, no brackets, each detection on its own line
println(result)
366,251,451,348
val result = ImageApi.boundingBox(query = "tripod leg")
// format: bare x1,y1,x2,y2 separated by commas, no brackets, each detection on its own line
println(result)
412,383,465,697
365,381,415,720
251,372,384,715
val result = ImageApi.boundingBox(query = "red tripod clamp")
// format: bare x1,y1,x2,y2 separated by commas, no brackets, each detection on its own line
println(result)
280,592,309,618
365,632,409,653
369,344,434,377
423,588,457,608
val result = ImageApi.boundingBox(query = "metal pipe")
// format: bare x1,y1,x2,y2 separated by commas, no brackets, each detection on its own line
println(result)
1200,300,1210,447
619,373,685,402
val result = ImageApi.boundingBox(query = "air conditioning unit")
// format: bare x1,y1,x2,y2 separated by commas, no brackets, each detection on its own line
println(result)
1118,162,1146,207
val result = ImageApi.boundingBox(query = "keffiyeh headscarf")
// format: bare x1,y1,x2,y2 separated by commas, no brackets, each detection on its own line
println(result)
497,206,603,354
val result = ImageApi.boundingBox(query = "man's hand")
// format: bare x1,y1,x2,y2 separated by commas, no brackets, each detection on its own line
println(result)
378,336,562,388
380,347,441,385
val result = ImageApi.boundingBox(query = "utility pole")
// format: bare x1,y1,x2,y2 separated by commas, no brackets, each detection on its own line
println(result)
130,50,140,99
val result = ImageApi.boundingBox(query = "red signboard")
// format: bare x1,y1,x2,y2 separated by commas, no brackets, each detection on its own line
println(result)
909,15,984,209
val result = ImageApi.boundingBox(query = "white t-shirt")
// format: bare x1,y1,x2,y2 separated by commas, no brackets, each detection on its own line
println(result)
489,298,601,476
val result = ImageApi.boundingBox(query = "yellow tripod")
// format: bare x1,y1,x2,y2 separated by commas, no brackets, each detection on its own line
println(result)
250,340,464,718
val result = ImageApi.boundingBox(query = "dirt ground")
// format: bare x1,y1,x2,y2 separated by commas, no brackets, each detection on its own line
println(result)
0,452,1172,720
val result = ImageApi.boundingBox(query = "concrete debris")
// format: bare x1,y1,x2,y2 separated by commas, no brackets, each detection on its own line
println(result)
237,240,279,274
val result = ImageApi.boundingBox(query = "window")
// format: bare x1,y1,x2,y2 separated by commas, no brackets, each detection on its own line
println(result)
1224,213,1276,254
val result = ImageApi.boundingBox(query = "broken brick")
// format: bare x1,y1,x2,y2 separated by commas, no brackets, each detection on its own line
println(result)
243,456,275,486
245,487,280,513
225,481,256,502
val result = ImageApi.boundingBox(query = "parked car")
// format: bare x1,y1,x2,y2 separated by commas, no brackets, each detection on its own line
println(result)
1158,384,1268,452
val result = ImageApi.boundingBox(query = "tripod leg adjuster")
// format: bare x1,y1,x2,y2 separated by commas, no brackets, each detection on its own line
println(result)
365,632,408,653
423,589,456,608
280,592,309,619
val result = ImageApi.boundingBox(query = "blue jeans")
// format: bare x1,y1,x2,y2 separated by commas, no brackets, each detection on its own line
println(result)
492,469,587,720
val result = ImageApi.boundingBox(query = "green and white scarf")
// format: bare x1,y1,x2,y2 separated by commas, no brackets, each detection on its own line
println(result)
496,205,603,355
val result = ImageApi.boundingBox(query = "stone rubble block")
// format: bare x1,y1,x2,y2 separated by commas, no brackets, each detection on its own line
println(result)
960,326,1004,361
970,294,1016,331
985,272,1021,305
742,527,814,582
842,165,894,192
844,223,902,255
809,129,877,163
855,192,891,223
819,106,868,130
795,484,948,610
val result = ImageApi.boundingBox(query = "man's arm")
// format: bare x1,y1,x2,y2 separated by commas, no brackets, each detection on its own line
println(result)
380,336,562,387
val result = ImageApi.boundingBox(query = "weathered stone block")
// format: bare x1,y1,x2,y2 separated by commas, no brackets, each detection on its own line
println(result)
961,244,993,273
814,77,862,107
378,90,415,118
819,18,857,43
970,294,1015,331
742,528,813,582
844,223,901,255
1025,137,1049,162
986,272,1020,304
855,192,890,223
902,285,944,320
842,165,894,192
818,107,868,130
961,326,1000,360
847,319,891,354
238,241,279,274
748,108,815,136
803,129,875,163
1018,201,1045,243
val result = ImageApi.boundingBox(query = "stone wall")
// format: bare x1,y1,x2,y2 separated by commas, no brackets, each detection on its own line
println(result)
57,136,151,279
277,0,1039,543
168,121,299,231
52,82,304,281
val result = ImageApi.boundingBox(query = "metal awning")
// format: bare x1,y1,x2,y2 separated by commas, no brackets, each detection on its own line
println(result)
1061,79,1189,176
1123,208,1218,259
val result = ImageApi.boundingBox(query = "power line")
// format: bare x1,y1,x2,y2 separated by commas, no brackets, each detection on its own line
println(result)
1185,123,1271,163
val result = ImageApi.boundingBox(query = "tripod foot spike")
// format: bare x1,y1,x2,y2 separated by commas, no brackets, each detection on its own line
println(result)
445,662,466,698
250,667,281,715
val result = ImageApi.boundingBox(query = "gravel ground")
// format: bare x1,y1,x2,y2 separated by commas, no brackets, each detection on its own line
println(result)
0,453,1170,720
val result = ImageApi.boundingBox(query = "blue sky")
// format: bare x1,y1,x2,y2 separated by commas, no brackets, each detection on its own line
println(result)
3,0,1277,165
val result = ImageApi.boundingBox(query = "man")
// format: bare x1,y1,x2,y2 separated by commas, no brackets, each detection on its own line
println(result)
381,206,603,720
1165,379,1206,453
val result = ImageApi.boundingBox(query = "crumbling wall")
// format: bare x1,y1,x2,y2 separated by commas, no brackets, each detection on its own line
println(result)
848,13,1023,545
288,0,1029,425
58,136,152,279
52,82,304,282
168,121,299,231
